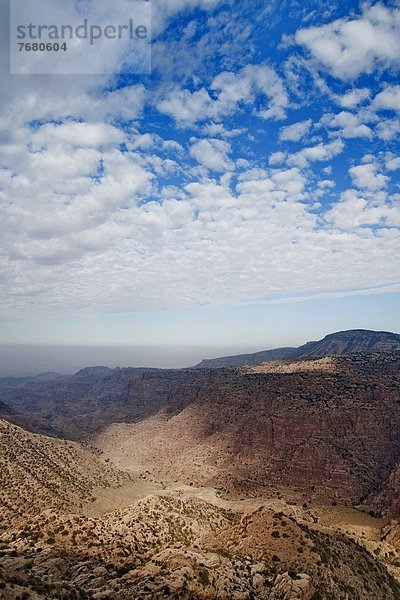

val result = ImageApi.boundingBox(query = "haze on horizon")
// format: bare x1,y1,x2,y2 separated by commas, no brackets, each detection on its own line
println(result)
1,291,399,376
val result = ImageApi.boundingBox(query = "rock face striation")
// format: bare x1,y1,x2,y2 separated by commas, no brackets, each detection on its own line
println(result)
95,353,400,508
194,329,400,368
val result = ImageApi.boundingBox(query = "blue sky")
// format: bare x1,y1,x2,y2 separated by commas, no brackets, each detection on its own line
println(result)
0,0,399,371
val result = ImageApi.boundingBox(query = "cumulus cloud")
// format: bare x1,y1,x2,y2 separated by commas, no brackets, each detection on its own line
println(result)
3,161,399,319
279,119,312,142
386,156,400,171
326,189,400,229
31,122,125,149
373,85,400,111
202,122,247,138
295,3,400,80
321,111,373,139
157,63,288,125
269,151,286,165
189,138,233,172
349,163,389,192
287,139,345,168
334,88,371,109
376,118,400,141
349,163,388,191
1,0,400,324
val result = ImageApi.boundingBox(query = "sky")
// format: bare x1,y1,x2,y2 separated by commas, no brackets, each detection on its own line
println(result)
0,0,400,374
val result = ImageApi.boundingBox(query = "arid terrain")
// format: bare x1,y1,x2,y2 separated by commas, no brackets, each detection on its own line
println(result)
1,331,400,598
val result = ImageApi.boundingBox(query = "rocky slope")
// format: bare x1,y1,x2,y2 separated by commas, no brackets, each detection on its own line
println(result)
0,419,128,530
1,490,400,599
194,329,400,368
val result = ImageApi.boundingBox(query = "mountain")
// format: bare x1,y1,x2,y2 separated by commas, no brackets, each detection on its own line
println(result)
0,366,199,439
3,330,399,441
194,346,295,368
293,329,400,360
194,329,400,368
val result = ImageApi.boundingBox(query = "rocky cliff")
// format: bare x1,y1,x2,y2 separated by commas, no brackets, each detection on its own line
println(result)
194,329,400,368
94,353,400,509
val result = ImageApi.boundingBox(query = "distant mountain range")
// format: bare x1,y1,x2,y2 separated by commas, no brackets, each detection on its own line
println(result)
194,329,400,368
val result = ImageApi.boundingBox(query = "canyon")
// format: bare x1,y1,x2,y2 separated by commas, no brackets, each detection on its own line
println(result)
1,330,400,598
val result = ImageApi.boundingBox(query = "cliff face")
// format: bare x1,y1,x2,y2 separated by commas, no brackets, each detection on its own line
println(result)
3,352,400,512
95,353,400,507
195,347,295,369
2,355,400,597
0,367,194,439
293,329,400,359
371,462,400,519
194,329,400,368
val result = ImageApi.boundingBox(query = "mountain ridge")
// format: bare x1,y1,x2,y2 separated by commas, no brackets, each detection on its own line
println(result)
194,328,400,368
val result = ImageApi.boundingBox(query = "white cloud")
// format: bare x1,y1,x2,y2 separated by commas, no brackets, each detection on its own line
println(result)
321,111,373,139
202,122,247,138
279,119,312,142
373,85,400,111
271,168,306,196
1,0,400,322
295,3,400,80
318,179,335,189
269,151,286,165
1,155,400,318
157,63,288,125
334,88,371,109
387,156,400,171
152,0,223,31
349,163,388,192
360,154,375,164
0,83,146,139
376,118,400,141
287,139,345,168
31,122,125,149
130,133,183,153
326,188,400,229
189,138,233,172
131,133,157,150
156,87,214,125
